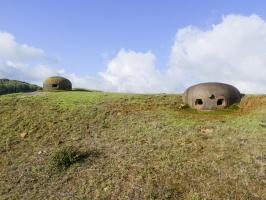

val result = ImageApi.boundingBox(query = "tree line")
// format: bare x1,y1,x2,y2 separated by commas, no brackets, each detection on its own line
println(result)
0,79,42,95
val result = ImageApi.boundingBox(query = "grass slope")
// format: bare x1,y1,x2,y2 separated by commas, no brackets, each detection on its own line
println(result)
1,91,266,199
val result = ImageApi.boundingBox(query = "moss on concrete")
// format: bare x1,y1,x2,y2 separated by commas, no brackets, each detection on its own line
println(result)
43,76,72,91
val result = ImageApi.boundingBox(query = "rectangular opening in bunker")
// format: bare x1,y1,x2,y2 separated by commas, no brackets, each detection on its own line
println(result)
217,99,224,105
195,99,203,105
52,84,58,88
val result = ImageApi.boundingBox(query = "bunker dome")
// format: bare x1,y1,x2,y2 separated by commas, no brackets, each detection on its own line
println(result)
182,82,241,111
43,76,72,91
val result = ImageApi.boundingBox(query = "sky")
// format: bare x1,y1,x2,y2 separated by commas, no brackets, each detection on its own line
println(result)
1,0,266,93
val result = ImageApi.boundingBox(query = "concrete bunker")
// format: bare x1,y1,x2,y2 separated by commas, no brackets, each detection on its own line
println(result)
182,82,241,111
43,76,72,91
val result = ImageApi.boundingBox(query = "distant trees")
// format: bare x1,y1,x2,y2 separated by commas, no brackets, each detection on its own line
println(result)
0,79,42,95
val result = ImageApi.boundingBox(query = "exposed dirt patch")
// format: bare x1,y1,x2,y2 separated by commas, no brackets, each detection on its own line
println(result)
238,95,266,113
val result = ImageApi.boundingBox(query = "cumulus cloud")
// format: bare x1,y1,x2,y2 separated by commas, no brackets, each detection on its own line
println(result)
0,32,62,84
101,14,266,93
100,49,171,93
2,14,266,93
0,32,45,62
0,32,104,89
168,14,266,93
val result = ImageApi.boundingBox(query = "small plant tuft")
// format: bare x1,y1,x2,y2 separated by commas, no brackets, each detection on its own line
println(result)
178,103,190,110
49,146,82,171
228,103,239,110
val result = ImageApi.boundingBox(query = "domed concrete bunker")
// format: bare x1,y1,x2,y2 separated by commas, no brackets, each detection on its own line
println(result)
43,76,72,91
182,82,241,111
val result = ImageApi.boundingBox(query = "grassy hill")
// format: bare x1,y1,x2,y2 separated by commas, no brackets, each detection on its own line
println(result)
0,79,41,95
1,91,266,199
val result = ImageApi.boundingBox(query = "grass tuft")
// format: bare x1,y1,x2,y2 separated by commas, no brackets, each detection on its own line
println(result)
49,146,83,171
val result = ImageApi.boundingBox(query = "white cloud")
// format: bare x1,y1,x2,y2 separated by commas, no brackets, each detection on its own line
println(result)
2,14,266,93
0,32,169,93
100,14,266,93
0,32,60,84
65,73,109,91
0,32,45,62
0,32,105,89
168,14,266,93
100,49,170,93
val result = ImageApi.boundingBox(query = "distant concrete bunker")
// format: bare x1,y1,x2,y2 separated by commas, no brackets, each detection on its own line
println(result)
182,82,242,111
43,76,72,91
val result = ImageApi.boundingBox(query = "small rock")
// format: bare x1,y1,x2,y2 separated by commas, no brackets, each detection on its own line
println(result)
203,128,213,133
38,150,47,155
199,127,214,134
20,132,28,138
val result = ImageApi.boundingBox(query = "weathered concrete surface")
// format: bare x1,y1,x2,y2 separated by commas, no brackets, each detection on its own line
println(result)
43,76,72,91
183,82,241,110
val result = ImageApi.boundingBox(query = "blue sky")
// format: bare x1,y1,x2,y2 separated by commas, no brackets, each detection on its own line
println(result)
1,1,266,93
1,0,265,75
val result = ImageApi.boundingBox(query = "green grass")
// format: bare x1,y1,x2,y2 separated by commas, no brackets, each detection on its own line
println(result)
49,146,86,171
1,91,266,199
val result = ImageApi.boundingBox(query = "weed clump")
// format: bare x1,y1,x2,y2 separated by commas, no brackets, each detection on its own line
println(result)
178,103,190,110
227,103,239,110
49,146,82,171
